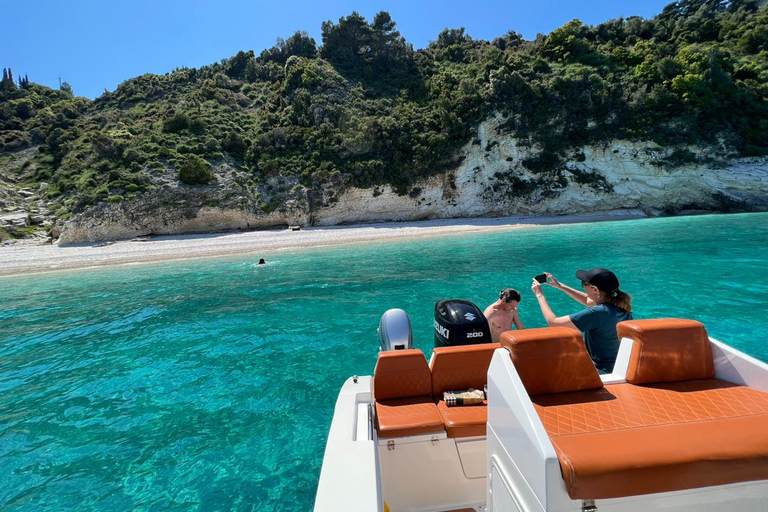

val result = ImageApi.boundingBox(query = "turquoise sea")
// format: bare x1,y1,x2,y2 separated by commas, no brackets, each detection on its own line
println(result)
1,212,767,511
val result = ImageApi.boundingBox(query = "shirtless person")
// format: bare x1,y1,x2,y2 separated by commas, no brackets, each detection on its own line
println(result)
484,288,525,343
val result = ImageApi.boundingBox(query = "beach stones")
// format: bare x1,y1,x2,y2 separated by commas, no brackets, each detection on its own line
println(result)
0,212,28,227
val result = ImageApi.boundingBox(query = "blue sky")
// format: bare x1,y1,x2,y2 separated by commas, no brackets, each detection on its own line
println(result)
6,0,673,100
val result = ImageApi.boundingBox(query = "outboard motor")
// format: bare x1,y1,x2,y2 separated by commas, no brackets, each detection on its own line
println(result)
378,308,413,351
434,299,491,348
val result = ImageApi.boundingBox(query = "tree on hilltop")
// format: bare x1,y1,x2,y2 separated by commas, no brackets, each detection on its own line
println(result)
429,27,471,49
2,68,17,92
226,50,254,79
259,31,317,64
320,11,371,70
320,11,415,84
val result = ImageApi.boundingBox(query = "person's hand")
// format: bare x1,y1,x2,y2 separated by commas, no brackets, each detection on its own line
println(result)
531,278,543,297
544,272,561,288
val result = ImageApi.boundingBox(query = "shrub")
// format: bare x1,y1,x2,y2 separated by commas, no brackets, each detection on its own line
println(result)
163,113,189,133
178,156,214,185
188,117,206,134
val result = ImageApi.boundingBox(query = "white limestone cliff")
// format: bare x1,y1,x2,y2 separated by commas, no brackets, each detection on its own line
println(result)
59,116,768,244
311,116,767,225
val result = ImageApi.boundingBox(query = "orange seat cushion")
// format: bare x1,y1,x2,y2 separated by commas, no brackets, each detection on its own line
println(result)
372,349,433,400
430,343,498,438
552,416,768,498
501,327,603,396
430,343,499,396
436,399,487,438
375,397,445,438
533,380,768,498
617,318,715,384
373,350,444,437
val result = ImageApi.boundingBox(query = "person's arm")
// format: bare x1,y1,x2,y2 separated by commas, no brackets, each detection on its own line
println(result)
483,302,498,320
543,272,595,307
512,309,524,329
532,279,577,328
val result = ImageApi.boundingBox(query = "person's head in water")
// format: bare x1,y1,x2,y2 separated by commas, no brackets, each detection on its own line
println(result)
498,288,521,311
258,258,266,265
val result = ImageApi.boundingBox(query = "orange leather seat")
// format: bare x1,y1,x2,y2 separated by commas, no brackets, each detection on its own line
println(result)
506,320,768,499
618,318,715,384
375,397,445,438
500,327,603,396
534,379,768,498
430,343,499,437
372,349,444,438
435,401,488,438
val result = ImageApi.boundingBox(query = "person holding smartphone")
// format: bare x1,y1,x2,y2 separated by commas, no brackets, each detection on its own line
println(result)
531,268,632,373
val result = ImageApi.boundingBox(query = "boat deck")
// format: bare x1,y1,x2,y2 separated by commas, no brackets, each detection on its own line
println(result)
315,318,768,512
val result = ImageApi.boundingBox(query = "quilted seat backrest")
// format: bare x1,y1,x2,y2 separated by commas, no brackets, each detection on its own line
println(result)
430,343,500,396
618,318,715,385
372,349,432,401
500,327,603,396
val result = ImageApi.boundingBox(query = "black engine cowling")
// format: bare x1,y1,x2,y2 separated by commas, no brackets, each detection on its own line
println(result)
434,299,491,348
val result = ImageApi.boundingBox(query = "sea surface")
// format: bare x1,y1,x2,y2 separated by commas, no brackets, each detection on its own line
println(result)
1,212,767,511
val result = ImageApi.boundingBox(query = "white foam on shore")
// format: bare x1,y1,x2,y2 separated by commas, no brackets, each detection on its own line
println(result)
0,211,646,278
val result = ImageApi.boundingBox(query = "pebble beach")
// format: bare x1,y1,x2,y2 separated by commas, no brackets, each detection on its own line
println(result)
1,211,645,278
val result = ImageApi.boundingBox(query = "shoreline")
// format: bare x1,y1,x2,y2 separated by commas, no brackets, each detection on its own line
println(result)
1,210,651,278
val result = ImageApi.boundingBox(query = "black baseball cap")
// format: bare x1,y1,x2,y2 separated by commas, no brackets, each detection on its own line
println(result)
575,268,619,293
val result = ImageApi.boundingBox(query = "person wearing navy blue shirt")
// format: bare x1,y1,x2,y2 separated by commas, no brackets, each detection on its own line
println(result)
531,268,633,374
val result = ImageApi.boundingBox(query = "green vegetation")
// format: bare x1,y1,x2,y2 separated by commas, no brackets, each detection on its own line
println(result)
2,0,767,221
179,155,215,185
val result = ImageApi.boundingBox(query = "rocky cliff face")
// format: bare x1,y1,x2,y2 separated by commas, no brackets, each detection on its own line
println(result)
56,179,309,245
312,117,768,225
0,146,58,244
50,116,768,244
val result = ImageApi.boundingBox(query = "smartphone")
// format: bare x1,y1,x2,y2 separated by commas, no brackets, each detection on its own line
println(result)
534,274,547,283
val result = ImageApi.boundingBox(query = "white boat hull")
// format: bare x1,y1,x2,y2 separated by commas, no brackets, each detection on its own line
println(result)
315,329,768,512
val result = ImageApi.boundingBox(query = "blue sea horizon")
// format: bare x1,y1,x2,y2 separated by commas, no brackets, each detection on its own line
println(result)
1,212,767,511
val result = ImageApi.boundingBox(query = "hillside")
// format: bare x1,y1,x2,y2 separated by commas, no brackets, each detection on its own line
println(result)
2,0,768,244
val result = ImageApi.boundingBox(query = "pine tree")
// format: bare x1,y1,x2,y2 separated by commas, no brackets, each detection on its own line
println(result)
1,67,17,91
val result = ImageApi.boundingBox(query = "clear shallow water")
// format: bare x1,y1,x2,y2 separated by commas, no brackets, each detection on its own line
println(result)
1,212,767,511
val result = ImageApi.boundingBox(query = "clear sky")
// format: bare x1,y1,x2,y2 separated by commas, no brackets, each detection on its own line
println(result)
6,0,674,100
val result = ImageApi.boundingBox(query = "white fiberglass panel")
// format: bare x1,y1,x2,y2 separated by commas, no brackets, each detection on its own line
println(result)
711,338,768,391
314,376,379,512
456,438,486,479
486,349,563,509
490,462,525,512
378,437,485,512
